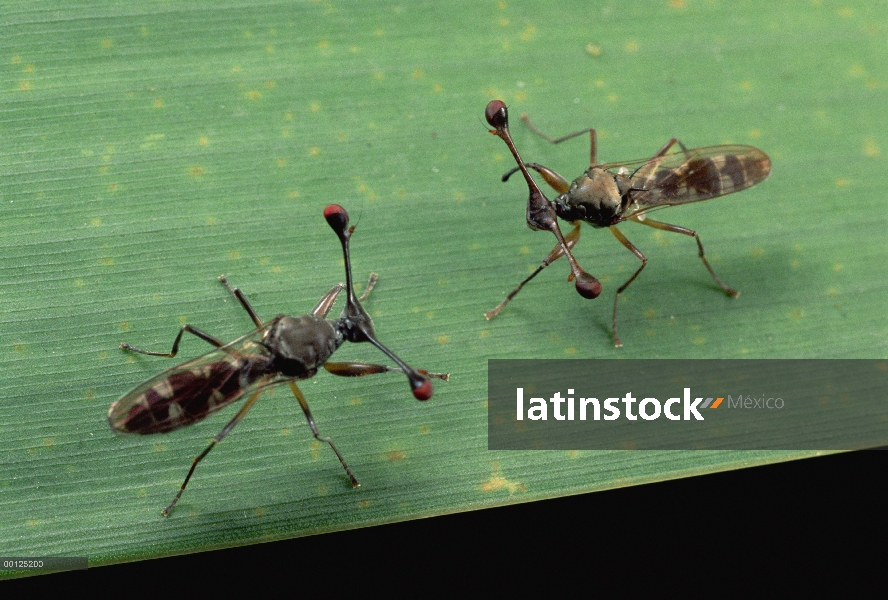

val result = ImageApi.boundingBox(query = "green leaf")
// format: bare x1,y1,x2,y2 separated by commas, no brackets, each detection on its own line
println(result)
2,0,885,576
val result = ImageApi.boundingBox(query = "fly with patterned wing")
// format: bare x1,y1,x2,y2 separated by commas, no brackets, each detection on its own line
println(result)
484,100,771,347
109,204,448,516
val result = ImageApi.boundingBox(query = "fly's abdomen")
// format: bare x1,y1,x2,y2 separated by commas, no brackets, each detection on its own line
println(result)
109,353,272,435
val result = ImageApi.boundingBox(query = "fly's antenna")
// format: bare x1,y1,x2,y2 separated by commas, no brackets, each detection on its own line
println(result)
323,204,433,400
485,100,601,300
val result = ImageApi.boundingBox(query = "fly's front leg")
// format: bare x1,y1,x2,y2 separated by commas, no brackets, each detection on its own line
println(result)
502,163,572,194
120,324,225,357
324,361,450,381
632,216,738,297
484,221,582,320
311,274,375,318
288,382,359,488
608,226,648,348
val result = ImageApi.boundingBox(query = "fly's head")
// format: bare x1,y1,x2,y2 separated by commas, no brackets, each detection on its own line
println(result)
323,204,434,401
552,168,625,228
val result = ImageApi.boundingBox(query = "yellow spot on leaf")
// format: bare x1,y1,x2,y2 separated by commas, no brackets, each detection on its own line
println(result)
153,98,164,108
101,39,113,49
229,251,240,260
190,166,204,177
386,450,406,461
309,147,320,157
586,43,602,57
437,335,450,344
835,178,848,187
480,470,525,494
91,218,102,227
625,41,638,52
199,136,209,146
246,90,261,100
521,25,537,41
864,139,880,157
848,64,866,77
19,81,31,91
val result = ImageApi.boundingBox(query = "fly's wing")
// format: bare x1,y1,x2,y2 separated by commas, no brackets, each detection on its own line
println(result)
600,145,771,218
108,330,275,435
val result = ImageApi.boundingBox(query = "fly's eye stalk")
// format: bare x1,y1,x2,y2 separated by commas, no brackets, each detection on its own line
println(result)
324,204,350,240
485,100,508,130
575,273,602,299
410,375,433,401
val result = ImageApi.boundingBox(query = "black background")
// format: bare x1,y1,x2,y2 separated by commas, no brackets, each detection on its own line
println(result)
7,450,883,593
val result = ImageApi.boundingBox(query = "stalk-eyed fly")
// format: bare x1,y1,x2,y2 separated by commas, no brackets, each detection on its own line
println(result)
483,100,771,346
108,204,448,515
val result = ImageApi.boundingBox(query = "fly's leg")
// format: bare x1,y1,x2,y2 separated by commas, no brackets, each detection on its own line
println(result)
120,325,224,357
519,113,599,166
485,221,581,319
288,382,359,488
162,390,264,516
501,163,571,193
311,274,375,318
324,361,450,382
218,275,264,328
608,226,648,348
651,138,689,158
632,216,739,297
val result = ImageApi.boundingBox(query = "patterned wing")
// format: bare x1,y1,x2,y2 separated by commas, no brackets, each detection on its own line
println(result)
108,332,275,435
600,145,771,215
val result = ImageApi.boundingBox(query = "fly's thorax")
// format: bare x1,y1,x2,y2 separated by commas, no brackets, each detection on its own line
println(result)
263,314,343,377
553,168,624,228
